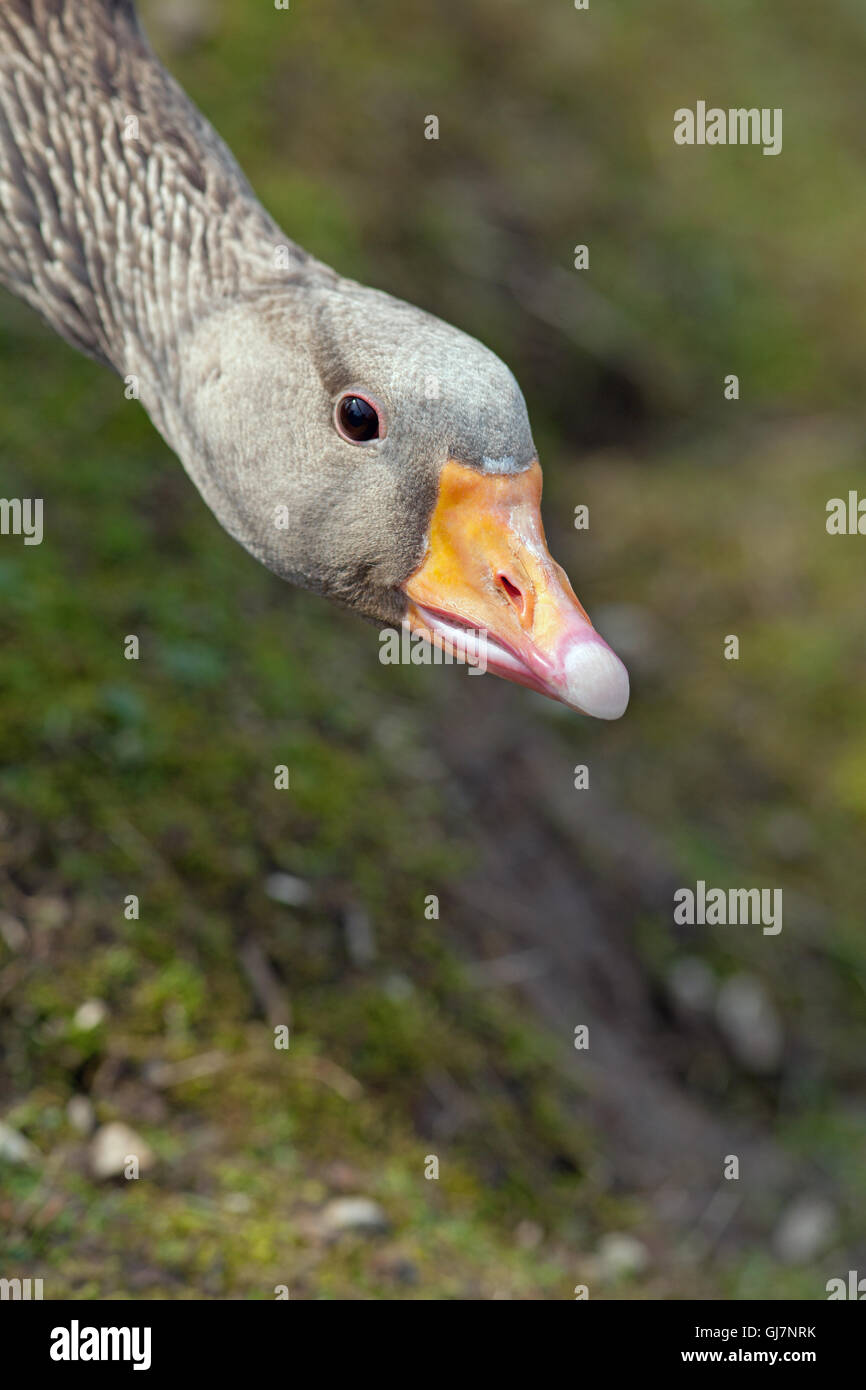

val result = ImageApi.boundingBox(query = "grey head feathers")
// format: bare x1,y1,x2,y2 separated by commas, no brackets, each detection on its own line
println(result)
173,279,535,624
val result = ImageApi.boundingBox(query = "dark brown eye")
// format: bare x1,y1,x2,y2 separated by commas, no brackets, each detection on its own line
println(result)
335,393,381,443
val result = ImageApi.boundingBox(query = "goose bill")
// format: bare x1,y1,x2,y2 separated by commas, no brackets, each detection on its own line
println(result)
403,459,629,719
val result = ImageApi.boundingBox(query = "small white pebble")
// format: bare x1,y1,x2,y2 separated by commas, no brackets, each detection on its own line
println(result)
667,956,716,1014
0,1121,39,1165
774,1196,836,1264
716,974,782,1074
264,873,312,907
89,1122,153,1180
67,1095,95,1136
597,1232,650,1278
74,999,108,1031
320,1197,388,1236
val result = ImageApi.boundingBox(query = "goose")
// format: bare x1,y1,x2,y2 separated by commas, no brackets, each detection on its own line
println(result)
0,0,629,719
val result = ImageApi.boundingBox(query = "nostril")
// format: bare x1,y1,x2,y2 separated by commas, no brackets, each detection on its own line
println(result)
497,572,525,615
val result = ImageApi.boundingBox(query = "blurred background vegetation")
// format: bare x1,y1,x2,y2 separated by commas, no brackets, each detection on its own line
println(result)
1,0,864,1298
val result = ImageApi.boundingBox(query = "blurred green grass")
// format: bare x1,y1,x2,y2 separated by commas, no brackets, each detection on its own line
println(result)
1,0,865,1298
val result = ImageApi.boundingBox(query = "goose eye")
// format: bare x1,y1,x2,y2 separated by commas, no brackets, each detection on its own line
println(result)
335,393,381,443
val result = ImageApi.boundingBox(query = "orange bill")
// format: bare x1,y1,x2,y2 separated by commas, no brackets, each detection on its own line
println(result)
403,459,629,718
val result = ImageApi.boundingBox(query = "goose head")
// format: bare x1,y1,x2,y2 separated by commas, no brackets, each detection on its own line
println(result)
175,277,630,720
0,0,629,719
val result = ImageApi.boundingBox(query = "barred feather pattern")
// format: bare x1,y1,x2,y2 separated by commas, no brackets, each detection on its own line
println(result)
0,0,316,382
